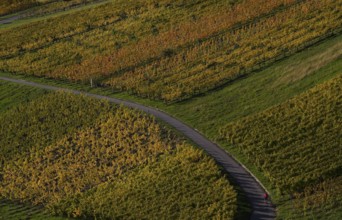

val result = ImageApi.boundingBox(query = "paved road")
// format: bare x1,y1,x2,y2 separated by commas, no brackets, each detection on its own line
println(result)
0,15,21,25
0,76,276,220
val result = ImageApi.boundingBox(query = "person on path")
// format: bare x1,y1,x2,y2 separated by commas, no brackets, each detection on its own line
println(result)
263,192,269,204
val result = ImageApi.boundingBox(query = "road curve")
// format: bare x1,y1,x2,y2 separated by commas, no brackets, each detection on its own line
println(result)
0,76,276,220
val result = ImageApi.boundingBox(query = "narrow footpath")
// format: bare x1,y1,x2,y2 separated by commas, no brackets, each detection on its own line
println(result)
0,76,276,220
0,15,21,24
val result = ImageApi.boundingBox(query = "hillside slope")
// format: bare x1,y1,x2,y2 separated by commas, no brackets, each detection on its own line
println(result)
220,74,341,218
0,0,341,219
0,91,237,219
1,0,340,102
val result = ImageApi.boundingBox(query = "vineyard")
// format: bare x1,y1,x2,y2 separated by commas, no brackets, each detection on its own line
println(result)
1,0,341,218
104,0,341,102
0,80,48,112
289,177,342,218
0,91,237,219
1,0,340,102
0,0,56,16
0,92,115,165
219,74,342,217
0,0,239,57
0,0,107,21
0,198,68,220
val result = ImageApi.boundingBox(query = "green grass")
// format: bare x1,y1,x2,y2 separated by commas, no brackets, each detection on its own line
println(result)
1,33,340,141
0,199,68,220
0,80,48,112
163,34,342,217
2,33,340,128
162,34,342,136
0,93,238,219
2,0,339,102
0,84,66,219
220,73,341,215
0,29,341,220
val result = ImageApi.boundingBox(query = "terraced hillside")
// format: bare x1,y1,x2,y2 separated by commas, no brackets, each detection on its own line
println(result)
0,90,237,219
1,0,341,102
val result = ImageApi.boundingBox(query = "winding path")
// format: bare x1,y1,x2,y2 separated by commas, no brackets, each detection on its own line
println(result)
0,15,21,25
0,76,276,220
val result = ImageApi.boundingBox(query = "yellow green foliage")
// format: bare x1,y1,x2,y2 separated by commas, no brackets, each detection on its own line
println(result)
104,0,341,101
292,177,342,218
0,92,237,219
17,0,106,19
0,1,99,16
0,80,48,112
220,75,342,193
219,73,342,218
0,0,55,16
1,0,341,102
0,92,112,164
4,0,341,102
52,146,237,219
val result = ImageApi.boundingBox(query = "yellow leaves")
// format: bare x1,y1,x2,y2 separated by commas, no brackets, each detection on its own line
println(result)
68,143,236,219
3,0,339,102
102,0,340,102
0,94,178,210
0,92,237,218
72,207,82,218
